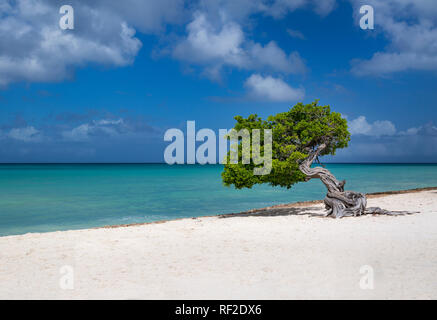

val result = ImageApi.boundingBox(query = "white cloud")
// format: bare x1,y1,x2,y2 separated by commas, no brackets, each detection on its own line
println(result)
399,122,437,137
263,0,336,18
348,116,396,136
1,0,326,86
7,126,42,142
350,0,437,76
244,74,305,102
0,0,333,87
173,13,246,67
0,115,158,148
194,0,337,23
348,116,437,139
94,119,124,126
399,127,421,136
250,43,307,74
334,117,437,162
0,0,190,86
419,123,437,136
62,124,91,142
337,128,437,162
62,119,127,141
98,0,187,34
312,0,337,16
173,12,307,80
287,28,305,40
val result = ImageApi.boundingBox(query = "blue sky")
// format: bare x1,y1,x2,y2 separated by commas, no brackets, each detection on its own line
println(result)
0,0,436,163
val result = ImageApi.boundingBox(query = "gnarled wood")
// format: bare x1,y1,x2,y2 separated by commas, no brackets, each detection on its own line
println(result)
299,144,415,218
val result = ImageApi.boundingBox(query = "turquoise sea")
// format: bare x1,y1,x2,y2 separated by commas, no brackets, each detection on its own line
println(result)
0,164,436,236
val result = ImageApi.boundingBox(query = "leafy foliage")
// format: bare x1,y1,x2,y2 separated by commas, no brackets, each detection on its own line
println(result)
221,100,350,189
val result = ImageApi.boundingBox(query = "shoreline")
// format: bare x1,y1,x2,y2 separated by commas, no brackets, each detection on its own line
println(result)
97,186,437,231
1,186,436,238
0,188,436,299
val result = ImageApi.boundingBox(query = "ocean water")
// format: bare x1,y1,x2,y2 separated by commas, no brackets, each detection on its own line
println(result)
0,163,436,236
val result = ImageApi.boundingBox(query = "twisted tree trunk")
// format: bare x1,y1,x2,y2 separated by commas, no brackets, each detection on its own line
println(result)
299,143,414,218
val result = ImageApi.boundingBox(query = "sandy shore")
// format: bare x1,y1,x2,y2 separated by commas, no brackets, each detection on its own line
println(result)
0,189,436,299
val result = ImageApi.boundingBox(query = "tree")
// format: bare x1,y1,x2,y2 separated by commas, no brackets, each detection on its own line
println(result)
222,100,410,218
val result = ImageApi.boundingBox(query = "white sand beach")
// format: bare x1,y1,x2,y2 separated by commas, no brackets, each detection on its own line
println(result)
0,189,436,300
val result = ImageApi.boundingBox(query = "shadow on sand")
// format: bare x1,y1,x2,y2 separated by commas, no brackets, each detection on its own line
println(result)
218,206,327,219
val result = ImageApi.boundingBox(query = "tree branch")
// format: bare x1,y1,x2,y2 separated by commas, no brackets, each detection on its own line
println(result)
298,142,345,193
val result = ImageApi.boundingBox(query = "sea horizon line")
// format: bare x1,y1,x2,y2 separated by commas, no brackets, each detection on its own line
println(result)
0,162,437,165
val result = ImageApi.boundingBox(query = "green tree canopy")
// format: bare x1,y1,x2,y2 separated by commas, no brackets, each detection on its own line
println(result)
222,100,350,189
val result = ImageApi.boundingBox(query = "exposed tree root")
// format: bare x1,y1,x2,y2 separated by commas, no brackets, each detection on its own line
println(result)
323,190,416,218
299,143,417,218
